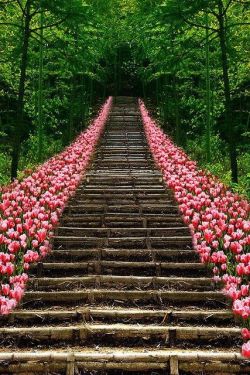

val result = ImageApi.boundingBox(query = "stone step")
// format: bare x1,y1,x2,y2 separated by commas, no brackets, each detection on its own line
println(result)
28,275,214,291
47,248,198,262
55,226,191,237
1,307,234,327
0,349,247,374
0,323,241,349
1,99,243,374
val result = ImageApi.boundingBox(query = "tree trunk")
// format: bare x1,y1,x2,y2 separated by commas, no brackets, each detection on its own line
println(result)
156,78,159,107
68,84,74,143
89,77,93,107
38,5,44,162
142,80,146,100
118,48,121,95
81,74,86,128
162,74,168,126
173,74,181,145
205,11,211,163
217,0,238,183
114,51,118,96
11,0,31,180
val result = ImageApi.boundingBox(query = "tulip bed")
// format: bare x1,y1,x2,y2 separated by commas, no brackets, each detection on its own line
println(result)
139,99,250,357
0,97,112,315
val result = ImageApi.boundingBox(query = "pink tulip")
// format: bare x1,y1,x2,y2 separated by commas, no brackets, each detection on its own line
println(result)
139,99,250,355
242,341,250,357
7,241,21,254
1,284,10,296
0,97,112,315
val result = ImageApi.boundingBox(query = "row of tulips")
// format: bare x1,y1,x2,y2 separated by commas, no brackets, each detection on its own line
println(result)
0,97,112,315
139,99,250,357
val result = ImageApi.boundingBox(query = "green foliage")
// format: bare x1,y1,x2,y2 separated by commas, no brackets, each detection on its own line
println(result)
186,134,227,165
0,133,63,186
130,0,249,184
0,0,112,181
0,0,249,190
187,134,250,198
20,133,63,166
0,153,11,185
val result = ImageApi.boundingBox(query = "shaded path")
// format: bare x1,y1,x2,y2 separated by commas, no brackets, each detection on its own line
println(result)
0,97,248,374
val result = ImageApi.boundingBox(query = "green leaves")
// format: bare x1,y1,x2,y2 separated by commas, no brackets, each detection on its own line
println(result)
0,0,249,185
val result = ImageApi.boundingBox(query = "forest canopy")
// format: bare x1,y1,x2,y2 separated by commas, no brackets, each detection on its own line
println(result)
0,0,249,196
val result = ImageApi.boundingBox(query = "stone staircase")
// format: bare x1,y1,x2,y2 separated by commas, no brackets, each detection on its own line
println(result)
0,97,248,375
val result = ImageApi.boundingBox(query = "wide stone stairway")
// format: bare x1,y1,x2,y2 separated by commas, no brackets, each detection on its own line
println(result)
0,97,248,374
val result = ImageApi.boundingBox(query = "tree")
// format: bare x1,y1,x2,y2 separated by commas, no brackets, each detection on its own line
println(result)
0,0,249,190
1,0,91,178
157,0,249,182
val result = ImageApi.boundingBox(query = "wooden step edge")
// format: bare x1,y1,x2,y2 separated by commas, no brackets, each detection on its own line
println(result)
75,189,168,193
73,192,170,195
0,322,241,347
60,222,183,227
85,174,162,178
28,275,214,290
56,226,189,231
92,160,153,163
2,308,233,321
63,210,179,215
29,275,212,283
66,204,176,208
23,290,224,302
75,187,165,190
71,199,174,204
63,213,180,218
67,201,176,205
0,348,244,362
62,216,181,221
73,196,170,199
93,148,148,151
50,248,195,255
95,157,153,163
76,187,167,191
1,350,248,374
53,236,191,242
32,261,204,269
0,324,241,339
